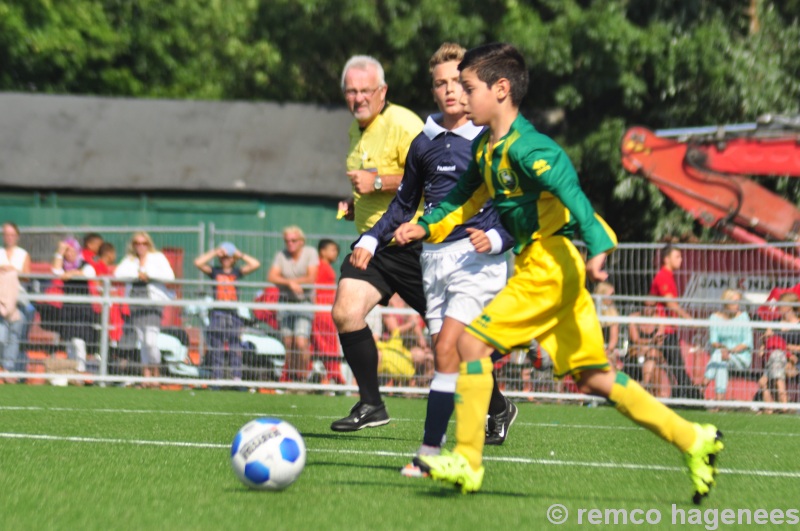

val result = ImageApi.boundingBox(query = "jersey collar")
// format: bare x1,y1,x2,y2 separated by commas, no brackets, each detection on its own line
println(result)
423,113,484,141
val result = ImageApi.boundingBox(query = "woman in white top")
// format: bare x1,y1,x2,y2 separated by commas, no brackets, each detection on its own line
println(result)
1,222,30,378
1,222,31,275
114,232,175,383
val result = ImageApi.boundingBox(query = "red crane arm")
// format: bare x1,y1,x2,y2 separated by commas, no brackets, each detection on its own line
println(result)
689,137,800,177
621,127,800,242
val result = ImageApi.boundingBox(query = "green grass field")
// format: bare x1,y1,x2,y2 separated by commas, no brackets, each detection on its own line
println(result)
1,386,799,530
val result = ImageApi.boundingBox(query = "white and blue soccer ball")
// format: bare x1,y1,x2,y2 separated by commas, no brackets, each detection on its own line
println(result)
230,418,306,491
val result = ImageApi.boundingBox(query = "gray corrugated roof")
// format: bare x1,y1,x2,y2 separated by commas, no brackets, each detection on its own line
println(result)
0,92,358,198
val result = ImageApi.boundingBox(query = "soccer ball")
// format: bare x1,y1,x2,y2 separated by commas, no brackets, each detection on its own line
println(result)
230,418,306,490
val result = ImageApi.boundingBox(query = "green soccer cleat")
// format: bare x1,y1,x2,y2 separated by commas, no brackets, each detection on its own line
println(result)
418,450,484,494
684,423,724,505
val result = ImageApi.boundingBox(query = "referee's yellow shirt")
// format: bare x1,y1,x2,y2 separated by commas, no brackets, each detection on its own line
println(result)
346,103,424,234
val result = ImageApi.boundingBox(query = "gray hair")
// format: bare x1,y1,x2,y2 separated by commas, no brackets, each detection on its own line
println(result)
340,55,386,91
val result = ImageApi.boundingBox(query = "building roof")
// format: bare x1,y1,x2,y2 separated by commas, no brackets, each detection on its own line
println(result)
0,92,358,198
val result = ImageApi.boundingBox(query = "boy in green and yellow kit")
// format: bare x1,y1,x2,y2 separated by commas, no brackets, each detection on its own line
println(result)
394,42,723,504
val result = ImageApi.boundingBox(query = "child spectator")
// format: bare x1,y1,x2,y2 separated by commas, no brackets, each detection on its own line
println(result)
194,242,261,381
312,239,344,384
94,242,117,276
758,292,800,412
627,299,668,396
378,294,432,386
81,233,103,265
52,237,98,373
593,281,620,369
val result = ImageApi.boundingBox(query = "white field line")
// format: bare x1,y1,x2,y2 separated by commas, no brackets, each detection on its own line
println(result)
0,405,798,438
0,431,798,479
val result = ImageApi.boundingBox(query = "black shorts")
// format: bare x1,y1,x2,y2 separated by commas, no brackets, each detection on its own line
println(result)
340,242,426,316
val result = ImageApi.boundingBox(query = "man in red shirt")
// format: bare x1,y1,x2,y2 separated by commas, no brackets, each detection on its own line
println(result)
649,244,701,399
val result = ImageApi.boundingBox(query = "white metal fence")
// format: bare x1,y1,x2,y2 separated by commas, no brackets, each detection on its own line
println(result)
19,227,800,299
1,276,799,411
4,231,800,411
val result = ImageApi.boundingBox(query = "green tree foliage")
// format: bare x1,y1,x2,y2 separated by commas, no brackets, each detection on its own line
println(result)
1,0,798,241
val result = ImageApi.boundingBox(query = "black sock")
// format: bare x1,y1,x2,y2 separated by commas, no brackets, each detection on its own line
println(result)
488,369,506,415
422,389,454,447
339,326,382,406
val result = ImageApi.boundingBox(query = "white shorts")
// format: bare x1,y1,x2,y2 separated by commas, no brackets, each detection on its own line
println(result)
421,238,508,335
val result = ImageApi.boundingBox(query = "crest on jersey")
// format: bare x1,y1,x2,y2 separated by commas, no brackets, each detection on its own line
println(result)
497,168,519,193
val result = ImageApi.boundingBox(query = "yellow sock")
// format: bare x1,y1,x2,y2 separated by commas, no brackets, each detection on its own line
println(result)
453,357,494,471
609,372,697,452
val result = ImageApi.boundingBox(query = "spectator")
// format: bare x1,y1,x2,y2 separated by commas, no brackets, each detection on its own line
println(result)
312,239,344,384
0,267,22,382
702,289,753,406
649,244,702,399
94,242,117,276
0,222,30,376
1,222,31,276
114,232,175,385
377,294,433,386
382,293,429,355
758,292,800,412
194,242,261,381
627,299,667,396
593,281,620,368
267,226,319,382
81,232,103,265
52,237,98,373
93,242,129,370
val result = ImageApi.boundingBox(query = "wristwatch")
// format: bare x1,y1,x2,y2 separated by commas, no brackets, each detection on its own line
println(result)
373,174,383,191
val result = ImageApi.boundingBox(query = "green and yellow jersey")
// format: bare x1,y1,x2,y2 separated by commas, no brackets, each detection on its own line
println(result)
419,114,616,258
346,103,424,235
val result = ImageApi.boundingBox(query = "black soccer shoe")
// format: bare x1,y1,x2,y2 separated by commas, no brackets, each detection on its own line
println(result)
485,397,518,446
330,401,390,432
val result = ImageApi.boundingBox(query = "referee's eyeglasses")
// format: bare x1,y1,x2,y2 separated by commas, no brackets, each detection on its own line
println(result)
343,86,382,99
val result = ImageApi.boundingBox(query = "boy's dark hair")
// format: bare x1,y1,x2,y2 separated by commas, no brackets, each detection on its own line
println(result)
83,232,103,247
458,42,528,107
661,243,677,265
98,242,115,256
318,239,339,253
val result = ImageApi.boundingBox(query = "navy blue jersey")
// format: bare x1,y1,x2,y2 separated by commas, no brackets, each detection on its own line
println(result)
358,114,513,252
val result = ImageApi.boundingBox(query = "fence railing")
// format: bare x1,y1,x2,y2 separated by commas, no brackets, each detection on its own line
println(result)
2,275,800,410
8,228,800,410
22,226,800,301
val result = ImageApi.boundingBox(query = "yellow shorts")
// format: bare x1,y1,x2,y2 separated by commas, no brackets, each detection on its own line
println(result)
466,236,609,379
